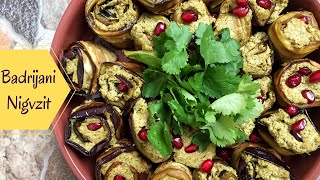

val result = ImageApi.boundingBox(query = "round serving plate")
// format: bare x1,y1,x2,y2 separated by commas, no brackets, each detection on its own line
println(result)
50,0,320,179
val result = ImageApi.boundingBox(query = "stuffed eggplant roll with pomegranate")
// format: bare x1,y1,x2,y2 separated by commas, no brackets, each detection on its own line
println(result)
240,32,274,77
274,59,320,108
131,13,170,50
193,160,237,180
137,0,182,15
99,63,144,108
65,101,123,156
172,0,214,32
255,76,276,113
268,11,320,61
257,109,320,155
95,140,151,180
150,161,192,180
129,98,171,163
61,41,116,95
248,0,276,26
85,0,139,49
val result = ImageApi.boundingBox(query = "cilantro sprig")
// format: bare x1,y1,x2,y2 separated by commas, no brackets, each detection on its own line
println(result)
125,22,262,157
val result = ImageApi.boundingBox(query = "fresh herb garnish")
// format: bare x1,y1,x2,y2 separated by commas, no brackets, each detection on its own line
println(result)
125,22,262,157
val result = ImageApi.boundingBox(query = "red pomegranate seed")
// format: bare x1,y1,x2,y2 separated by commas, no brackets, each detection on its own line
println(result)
219,150,230,161
301,90,315,104
185,144,199,153
172,135,184,149
154,22,167,36
117,82,128,92
200,159,214,173
298,67,312,75
114,175,126,180
249,133,261,143
257,96,265,104
291,118,307,133
236,0,249,7
256,0,272,9
87,123,102,131
285,105,299,116
181,10,198,24
300,16,308,24
309,70,320,83
233,6,249,18
286,74,302,88
138,128,148,141
211,13,218,19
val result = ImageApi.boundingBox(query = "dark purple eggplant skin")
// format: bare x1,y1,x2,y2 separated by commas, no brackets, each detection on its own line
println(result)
238,157,249,180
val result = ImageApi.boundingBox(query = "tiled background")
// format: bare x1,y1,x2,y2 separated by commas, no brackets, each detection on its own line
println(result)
0,0,76,179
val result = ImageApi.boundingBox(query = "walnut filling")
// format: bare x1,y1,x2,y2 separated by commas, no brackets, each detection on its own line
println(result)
255,76,276,112
267,0,288,24
193,162,237,180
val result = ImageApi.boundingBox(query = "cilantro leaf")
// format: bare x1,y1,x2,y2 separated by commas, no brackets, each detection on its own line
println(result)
123,50,161,69
237,74,260,96
235,97,263,124
165,22,193,51
148,121,173,157
161,50,188,75
148,100,171,124
210,93,247,116
142,70,169,98
192,131,211,152
188,72,204,93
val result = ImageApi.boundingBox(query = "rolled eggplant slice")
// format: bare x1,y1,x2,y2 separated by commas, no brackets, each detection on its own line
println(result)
273,59,320,108
150,161,192,180
173,128,216,168
131,13,170,51
95,140,151,180
240,32,274,77
258,109,320,155
99,63,144,108
268,11,320,61
255,76,276,113
248,0,276,26
267,0,288,24
129,98,170,163
193,160,237,180
85,0,139,49
61,41,116,95
65,101,123,156
137,0,182,15
172,0,214,33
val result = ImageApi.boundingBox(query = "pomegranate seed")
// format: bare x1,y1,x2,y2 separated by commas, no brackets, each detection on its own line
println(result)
301,90,315,104
185,144,199,153
211,13,218,19
257,96,264,104
138,128,148,141
291,118,307,133
114,175,126,180
219,150,230,161
87,123,102,131
285,105,299,116
200,159,214,173
309,70,320,83
249,133,261,143
181,10,198,24
300,16,308,24
154,22,167,36
298,67,312,76
232,6,249,18
172,135,184,149
236,0,249,7
117,82,128,92
290,130,303,142
286,74,302,88
256,0,272,9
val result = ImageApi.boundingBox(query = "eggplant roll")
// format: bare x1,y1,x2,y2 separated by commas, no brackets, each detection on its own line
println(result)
215,0,252,45
267,0,288,24
65,101,123,156
268,11,320,61
137,0,182,15
150,161,192,180
258,109,320,155
95,140,151,180
255,76,276,114
85,0,139,49
129,98,170,163
173,128,216,168
99,63,144,108
172,0,214,33
240,32,274,77
231,143,293,180
273,59,320,109
248,0,276,26
131,13,170,51
61,41,116,95
193,160,237,180
236,120,256,136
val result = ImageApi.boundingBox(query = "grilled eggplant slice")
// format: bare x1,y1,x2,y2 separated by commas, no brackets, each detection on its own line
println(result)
150,161,192,180
95,140,151,180
273,59,320,108
65,101,123,156
61,41,116,95
99,63,144,108
268,11,320,62
257,109,320,155
85,0,139,49
193,160,237,180
137,0,182,15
